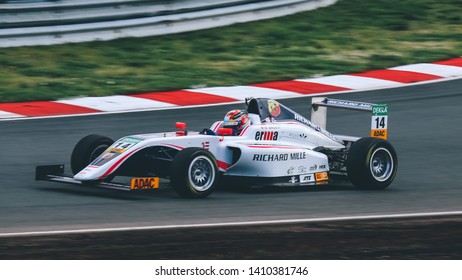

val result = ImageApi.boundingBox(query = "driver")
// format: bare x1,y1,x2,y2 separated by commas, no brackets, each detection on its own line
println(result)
223,109,250,136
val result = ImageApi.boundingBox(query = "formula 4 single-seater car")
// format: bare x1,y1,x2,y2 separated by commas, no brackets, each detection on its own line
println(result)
36,97,398,198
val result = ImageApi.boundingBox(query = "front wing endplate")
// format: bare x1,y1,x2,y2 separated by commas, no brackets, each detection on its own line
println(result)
35,164,132,191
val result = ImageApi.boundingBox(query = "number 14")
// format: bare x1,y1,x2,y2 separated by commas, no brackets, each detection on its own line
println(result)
374,116,387,129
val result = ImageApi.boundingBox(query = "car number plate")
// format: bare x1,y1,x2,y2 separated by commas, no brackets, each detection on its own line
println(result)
130,177,159,190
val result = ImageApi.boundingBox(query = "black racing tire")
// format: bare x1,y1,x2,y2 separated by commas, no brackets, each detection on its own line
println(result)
71,134,114,175
170,147,219,198
346,137,398,190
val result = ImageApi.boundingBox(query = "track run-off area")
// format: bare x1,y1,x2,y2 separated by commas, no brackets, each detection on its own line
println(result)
0,77,462,258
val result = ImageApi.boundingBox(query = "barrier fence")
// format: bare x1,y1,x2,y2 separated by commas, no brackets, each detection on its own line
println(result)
0,0,337,47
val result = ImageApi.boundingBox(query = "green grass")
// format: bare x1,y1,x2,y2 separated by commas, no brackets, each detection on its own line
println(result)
0,0,461,102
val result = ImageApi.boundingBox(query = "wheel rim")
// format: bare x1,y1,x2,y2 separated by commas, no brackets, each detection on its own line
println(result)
370,147,394,182
188,155,215,192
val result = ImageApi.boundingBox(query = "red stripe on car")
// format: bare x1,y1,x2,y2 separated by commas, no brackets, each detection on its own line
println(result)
239,125,250,136
212,121,223,132
217,160,230,171
246,145,304,149
99,148,140,179
161,143,184,150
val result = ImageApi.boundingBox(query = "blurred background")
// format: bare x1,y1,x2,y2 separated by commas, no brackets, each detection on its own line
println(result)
0,0,460,102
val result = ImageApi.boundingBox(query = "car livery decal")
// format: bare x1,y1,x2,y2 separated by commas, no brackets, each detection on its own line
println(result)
255,130,278,141
282,120,340,143
107,137,143,153
246,144,306,150
161,143,184,150
162,143,227,170
299,173,315,183
239,125,250,136
99,147,142,180
212,121,223,132
217,160,230,171
90,137,144,167
268,100,281,117
252,151,306,162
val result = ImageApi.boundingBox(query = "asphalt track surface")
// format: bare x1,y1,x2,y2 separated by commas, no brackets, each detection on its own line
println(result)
1,78,462,258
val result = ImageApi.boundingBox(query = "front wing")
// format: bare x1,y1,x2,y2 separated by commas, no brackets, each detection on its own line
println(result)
35,164,158,191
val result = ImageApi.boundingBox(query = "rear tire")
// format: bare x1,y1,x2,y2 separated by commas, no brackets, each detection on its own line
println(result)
170,147,219,198
347,137,397,190
71,134,114,175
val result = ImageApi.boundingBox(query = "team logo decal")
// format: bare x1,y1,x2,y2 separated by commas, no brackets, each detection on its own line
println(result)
268,100,281,117
289,176,298,184
202,141,210,150
255,131,278,141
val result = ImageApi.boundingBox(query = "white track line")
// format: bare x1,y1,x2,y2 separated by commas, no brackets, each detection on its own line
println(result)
0,110,22,119
391,63,462,77
1,210,461,237
189,85,301,100
57,95,175,111
296,74,403,89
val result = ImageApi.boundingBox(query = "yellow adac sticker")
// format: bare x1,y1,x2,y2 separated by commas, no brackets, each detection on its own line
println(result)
371,129,388,140
315,172,329,181
130,177,159,190
107,147,126,153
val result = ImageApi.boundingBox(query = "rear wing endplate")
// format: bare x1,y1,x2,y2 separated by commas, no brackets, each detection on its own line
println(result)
311,97,388,140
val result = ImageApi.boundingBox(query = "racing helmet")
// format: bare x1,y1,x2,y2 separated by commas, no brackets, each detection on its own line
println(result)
223,109,250,135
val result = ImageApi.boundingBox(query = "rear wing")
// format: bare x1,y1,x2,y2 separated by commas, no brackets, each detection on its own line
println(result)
311,97,388,140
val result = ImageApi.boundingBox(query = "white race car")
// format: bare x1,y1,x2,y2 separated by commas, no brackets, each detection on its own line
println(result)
36,97,398,198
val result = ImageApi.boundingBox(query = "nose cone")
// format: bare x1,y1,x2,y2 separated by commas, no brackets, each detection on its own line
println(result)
73,167,100,181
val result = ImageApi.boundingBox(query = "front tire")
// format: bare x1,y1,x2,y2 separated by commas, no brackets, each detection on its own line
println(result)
170,147,219,198
346,137,397,190
71,134,114,174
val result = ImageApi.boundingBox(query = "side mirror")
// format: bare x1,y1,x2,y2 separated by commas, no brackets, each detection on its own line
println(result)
176,122,187,136
176,122,186,130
